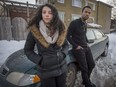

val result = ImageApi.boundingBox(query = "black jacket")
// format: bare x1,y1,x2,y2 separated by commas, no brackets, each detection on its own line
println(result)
67,18,88,49
24,25,69,79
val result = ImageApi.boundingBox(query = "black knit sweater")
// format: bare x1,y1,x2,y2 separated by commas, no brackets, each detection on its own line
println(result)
67,18,88,49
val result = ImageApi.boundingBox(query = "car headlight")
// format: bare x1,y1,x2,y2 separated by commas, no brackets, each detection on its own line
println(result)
6,72,41,86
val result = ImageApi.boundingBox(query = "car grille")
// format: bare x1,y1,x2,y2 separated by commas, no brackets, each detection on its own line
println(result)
0,67,9,76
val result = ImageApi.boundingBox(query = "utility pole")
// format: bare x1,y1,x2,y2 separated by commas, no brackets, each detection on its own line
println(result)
27,1,29,23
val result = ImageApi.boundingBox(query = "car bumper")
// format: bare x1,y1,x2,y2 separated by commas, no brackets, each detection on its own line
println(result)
0,75,17,87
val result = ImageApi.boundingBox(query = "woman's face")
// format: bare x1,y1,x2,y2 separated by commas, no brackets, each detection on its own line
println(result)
42,6,53,25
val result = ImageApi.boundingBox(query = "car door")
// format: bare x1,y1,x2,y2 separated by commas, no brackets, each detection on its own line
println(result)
86,29,99,60
93,29,107,56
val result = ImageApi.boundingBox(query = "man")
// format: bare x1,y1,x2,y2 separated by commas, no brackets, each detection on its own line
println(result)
67,6,96,87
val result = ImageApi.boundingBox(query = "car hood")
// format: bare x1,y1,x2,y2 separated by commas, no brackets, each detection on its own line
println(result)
4,49,36,73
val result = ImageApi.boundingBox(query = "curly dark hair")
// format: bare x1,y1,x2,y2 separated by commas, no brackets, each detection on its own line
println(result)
27,3,65,31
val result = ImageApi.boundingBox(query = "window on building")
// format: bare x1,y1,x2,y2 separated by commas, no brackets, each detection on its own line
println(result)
72,0,82,8
36,0,48,5
72,14,81,20
58,11,65,22
85,1,96,10
57,0,64,3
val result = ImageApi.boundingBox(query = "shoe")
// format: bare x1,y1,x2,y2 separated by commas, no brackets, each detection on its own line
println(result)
83,82,96,87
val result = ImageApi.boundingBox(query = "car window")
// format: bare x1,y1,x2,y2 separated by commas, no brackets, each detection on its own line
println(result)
93,29,103,39
86,30,96,40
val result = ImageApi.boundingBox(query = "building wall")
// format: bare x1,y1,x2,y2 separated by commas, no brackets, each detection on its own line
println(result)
36,0,112,33
54,0,97,26
55,0,82,26
97,1,112,33
53,0,112,33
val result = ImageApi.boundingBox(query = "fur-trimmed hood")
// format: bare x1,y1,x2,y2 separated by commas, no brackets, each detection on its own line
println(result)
29,25,67,48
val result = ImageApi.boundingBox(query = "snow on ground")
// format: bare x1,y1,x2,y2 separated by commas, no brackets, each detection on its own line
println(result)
108,33,116,63
0,40,25,66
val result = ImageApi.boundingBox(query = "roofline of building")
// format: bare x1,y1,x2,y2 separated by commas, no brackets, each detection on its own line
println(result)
97,1,113,8
0,0,40,8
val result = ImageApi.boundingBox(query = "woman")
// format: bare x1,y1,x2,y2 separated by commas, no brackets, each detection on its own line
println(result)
24,3,69,87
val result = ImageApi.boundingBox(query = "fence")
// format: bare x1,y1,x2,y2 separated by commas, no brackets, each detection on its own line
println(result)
0,17,28,40
0,17,12,40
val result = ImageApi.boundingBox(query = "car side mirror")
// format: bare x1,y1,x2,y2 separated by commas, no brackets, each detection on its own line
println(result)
88,39,94,43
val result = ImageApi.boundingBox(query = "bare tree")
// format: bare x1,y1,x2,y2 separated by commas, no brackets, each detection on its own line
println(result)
107,0,116,19
107,0,116,29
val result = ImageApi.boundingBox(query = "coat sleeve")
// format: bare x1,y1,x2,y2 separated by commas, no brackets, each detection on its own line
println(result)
67,21,78,49
61,39,69,57
24,32,42,64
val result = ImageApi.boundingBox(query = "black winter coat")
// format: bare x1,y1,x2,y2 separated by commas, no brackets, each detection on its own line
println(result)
24,25,69,79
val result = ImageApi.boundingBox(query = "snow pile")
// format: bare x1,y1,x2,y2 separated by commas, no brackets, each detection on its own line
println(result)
108,33,116,63
91,56,116,87
74,55,116,87
87,23,102,28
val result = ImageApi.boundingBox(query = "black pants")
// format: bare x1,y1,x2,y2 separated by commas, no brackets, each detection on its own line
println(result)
72,46,95,87
41,72,67,87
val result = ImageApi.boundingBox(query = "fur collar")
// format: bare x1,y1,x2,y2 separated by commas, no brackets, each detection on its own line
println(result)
29,25,67,48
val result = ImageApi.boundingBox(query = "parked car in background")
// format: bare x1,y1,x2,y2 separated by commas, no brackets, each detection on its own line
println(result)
0,23,109,87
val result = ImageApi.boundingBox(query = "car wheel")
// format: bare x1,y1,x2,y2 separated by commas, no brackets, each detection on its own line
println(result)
65,63,77,87
101,45,108,57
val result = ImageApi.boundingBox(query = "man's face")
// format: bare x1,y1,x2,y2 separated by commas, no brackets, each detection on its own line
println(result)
82,8,92,20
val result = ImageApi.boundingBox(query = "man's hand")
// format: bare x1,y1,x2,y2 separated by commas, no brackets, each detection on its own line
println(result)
76,45,83,50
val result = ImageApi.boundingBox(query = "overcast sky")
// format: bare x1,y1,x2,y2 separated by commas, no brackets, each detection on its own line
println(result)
10,0,109,4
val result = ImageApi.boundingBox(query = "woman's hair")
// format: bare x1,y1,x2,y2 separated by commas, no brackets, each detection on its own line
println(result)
27,3,65,31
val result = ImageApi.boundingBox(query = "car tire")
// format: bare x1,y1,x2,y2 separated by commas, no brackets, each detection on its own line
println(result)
28,83,41,87
65,63,77,87
101,45,108,57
